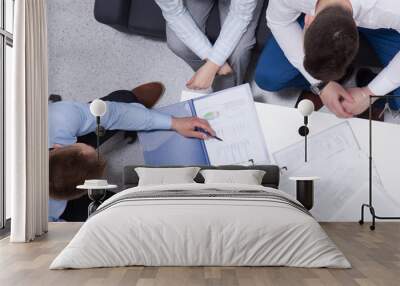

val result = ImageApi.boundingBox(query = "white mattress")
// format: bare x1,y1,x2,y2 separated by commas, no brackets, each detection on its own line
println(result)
50,183,350,269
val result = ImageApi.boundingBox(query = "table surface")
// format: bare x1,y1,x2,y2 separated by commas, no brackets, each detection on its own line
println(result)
76,184,117,190
255,102,400,221
289,176,320,181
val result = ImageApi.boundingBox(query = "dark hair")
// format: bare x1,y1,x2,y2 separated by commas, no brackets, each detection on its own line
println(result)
304,6,359,82
49,146,106,200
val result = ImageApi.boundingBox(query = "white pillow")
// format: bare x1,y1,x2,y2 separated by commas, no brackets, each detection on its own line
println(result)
135,167,201,186
200,169,266,185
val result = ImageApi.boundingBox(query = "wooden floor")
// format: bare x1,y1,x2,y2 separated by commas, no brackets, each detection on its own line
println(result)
0,223,399,286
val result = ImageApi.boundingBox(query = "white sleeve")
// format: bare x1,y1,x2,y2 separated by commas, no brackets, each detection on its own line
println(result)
155,0,213,60
207,0,258,66
368,51,400,95
266,0,319,85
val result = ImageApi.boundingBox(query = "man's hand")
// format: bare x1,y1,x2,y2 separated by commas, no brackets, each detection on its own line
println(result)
186,60,220,90
342,87,375,116
171,117,216,140
320,81,354,118
218,62,233,76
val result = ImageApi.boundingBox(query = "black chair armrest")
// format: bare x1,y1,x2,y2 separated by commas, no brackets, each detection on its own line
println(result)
94,0,132,31
128,0,166,39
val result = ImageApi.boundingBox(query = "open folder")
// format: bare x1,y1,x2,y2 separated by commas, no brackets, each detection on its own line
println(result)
138,84,270,166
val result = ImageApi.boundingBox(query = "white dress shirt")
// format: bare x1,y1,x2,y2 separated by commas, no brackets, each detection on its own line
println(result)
155,0,258,67
267,0,400,95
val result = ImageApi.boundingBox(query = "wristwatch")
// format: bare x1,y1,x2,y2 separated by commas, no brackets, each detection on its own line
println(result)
310,82,328,96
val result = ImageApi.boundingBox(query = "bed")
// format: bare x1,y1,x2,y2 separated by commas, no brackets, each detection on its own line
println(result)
50,165,350,269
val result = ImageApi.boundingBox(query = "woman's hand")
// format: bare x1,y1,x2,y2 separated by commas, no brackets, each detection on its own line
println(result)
186,60,220,90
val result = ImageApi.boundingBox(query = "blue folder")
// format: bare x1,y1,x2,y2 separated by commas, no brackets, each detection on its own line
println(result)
138,84,270,166
138,100,210,166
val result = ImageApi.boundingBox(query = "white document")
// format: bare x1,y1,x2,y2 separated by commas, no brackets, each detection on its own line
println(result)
180,89,209,102
273,122,394,221
273,121,360,172
193,84,270,165
255,103,400,221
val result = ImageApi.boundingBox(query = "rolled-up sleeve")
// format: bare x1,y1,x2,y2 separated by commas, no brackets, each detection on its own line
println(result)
368,51,400,95
207,0,258,66
102,102,172,131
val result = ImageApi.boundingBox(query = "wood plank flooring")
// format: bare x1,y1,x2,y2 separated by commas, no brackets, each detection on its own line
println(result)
0,222,399,286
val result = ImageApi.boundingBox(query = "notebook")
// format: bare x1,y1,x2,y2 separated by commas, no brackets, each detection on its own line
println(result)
138,84,270,166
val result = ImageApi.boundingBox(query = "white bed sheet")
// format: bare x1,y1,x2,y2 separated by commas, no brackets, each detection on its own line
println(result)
50,183,350,269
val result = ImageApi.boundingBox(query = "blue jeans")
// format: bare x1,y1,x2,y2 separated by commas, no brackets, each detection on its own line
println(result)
255,25,400,109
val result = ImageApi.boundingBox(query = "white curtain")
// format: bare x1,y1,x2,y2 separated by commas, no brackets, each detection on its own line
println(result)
8,0,49,242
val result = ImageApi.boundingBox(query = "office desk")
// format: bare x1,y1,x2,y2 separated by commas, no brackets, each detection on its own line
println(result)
255,103,400,221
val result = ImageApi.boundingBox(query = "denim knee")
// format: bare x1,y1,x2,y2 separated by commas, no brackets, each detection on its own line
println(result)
254,67,286,92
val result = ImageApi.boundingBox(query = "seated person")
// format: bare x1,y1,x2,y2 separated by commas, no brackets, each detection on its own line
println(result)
255,0,400,118
155,0,264,91
49,81,215,222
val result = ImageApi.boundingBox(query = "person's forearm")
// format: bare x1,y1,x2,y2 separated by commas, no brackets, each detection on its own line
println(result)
207,0,258,66
148,111,172,130
155,0,213,61
101,102,172,131
367,52,400,96
129,108,172,131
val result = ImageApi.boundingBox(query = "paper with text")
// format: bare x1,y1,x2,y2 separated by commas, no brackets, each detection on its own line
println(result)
273,122,394,221
193,85,270,165
273,121,360,172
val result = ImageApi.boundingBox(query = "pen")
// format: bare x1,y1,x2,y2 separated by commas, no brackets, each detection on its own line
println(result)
197,128,223,141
